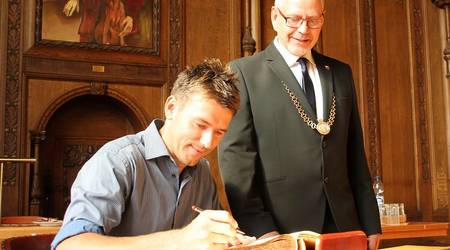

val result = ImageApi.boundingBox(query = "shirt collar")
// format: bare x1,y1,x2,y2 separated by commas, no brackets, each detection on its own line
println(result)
143,119,171,160
273,37,316,67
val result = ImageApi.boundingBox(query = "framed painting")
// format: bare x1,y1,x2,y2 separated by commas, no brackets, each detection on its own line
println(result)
35,0,160,55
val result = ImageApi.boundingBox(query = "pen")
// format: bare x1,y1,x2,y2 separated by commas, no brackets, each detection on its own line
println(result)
191,205,246,235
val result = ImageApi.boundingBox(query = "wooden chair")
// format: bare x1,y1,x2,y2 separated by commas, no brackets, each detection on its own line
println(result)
1,234,55,250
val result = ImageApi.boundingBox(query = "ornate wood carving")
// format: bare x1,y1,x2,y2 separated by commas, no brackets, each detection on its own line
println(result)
363,0,382,177
89,82,108,95
432,0,450,8
168,0,183,89
412,0,431,181
242,0,256,56
242,27,256,56
436,162,448,209
23,56,167,85
63,144,100,168
62,144,101,207
4,0,22,186
29,131,46,215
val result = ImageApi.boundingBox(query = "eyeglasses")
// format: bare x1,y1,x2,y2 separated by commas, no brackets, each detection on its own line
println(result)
276,7,324,29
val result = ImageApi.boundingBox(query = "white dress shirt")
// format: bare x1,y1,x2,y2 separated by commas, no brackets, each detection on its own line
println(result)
273,37,324,120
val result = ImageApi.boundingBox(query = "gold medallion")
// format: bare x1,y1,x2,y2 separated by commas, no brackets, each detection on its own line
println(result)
316,120,331,135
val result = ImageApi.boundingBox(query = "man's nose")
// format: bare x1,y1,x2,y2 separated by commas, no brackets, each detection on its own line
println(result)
296,19,309,33
199,130,214,150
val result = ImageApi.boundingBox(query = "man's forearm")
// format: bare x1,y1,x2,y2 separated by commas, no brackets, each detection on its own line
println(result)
56,230,182,250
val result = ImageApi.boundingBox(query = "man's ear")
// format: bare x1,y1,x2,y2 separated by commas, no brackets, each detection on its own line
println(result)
164,95,177,120
271,6,279,30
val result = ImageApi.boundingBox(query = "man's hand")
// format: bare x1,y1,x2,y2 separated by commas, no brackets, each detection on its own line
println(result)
258,231,279,239
368,234,381,250
179,209,241,250
63,0,79,17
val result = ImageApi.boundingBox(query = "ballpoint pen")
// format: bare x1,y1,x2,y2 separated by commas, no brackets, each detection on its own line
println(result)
191,205,246,235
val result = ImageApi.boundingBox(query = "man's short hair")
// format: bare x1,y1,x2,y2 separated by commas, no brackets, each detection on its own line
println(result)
171,58,240,114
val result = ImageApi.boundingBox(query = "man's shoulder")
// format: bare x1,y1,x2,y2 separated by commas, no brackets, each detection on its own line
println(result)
231,51,266,67
230,43,276,67
98,131,144,155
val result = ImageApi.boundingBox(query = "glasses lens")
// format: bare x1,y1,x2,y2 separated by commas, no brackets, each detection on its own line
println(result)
287,18,322,29
286,18,299,28
308,18,322,28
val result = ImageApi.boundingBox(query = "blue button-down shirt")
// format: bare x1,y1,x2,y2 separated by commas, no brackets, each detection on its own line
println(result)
51,119,221,249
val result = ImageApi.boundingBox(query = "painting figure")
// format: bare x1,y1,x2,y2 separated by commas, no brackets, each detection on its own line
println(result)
123,0,145,39
63,0,134,45
97,0,128,45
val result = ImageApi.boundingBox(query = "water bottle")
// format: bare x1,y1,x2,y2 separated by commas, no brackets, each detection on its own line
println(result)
373,175,384,206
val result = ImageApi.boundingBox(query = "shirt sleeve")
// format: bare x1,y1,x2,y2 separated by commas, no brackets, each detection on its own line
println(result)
50,218,104,250
60,146,133,234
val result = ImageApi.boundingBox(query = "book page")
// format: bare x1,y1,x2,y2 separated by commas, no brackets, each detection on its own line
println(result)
226,233,298,250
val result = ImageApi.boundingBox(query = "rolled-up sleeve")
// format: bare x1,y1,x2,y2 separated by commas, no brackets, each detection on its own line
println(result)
51,146,132,249
64,149,132,230
51,218,104,250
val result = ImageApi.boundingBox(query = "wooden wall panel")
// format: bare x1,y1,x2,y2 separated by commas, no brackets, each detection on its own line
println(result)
261,0,276,49
321,0,363,91
26,79,163,132
186,0,239,64
0,0,7,155
185,0,242,211
320,0,366,132
374,0,418,216
424,1,449,219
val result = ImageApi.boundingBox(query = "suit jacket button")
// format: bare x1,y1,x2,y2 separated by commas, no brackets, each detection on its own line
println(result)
323,177,329,183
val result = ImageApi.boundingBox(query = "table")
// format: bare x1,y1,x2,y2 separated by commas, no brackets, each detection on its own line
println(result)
0,225,59,241
381,222,449,240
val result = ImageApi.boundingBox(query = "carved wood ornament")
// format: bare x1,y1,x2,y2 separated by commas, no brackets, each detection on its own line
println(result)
4,0,21,185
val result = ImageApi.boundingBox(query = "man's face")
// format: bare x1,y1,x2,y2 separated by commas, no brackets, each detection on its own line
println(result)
162,92,233,168
271,0,324,57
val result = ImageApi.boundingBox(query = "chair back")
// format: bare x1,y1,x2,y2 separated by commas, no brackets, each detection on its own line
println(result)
2,234,55,250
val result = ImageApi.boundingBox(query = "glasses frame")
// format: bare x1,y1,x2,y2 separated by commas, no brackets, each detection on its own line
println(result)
276,7,324,29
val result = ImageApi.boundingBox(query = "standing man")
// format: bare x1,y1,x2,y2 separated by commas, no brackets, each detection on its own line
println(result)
218,0,381,249
52,59,243,250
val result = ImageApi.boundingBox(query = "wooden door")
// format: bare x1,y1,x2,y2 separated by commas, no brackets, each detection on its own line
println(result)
39,95,142,219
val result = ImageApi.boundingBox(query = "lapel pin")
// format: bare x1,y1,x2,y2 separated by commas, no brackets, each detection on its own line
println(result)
325,65,330,70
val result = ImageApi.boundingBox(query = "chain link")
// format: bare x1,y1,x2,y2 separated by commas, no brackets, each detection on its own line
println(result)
283,83,336,131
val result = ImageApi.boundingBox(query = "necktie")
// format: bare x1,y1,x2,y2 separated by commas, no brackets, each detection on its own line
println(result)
298,57,316,115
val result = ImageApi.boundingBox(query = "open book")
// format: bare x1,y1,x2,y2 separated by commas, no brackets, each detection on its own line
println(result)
227,230,367,250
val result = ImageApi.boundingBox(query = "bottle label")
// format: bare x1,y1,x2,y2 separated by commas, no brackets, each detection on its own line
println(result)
376,196,384,206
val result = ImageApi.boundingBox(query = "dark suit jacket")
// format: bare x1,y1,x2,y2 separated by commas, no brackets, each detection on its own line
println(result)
218,43,381,237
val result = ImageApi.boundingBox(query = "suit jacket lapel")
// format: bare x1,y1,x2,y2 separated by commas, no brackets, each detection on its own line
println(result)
264,43,317,117
313,50,333,121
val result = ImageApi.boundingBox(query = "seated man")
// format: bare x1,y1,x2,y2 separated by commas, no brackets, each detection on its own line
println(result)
52,58,241,250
